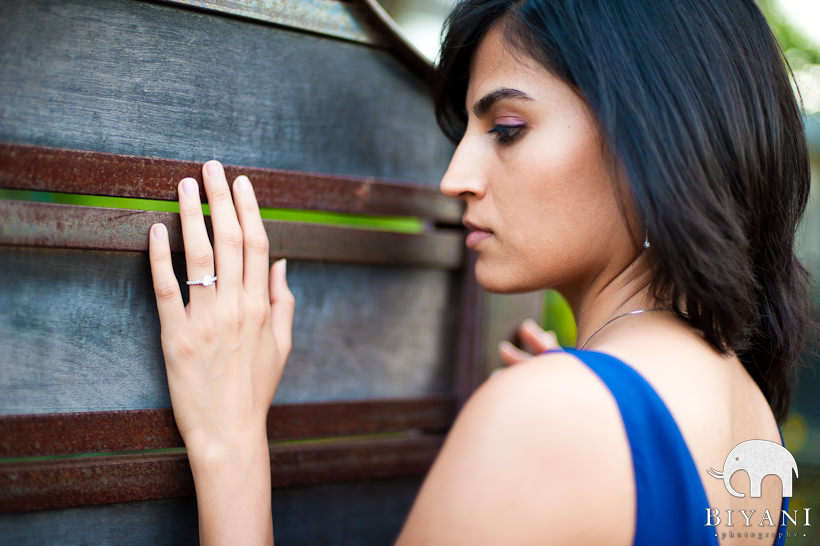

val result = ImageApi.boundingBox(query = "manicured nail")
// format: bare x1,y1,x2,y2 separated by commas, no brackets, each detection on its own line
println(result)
182,177,197,195
280,258,287,277
151,223,166,239
205,160,221,177
499,340,515,352
236,175,251,192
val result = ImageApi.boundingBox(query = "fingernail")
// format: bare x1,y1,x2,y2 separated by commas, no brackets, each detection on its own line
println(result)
151,223,166,239
490,367,505,378
205,160,221,177
182,177,197,195
280,258,287,277
524,318,539,330
236,175,251,192
499,340,514,352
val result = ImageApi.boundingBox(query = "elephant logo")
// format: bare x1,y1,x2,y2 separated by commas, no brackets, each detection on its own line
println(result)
707,439,798,498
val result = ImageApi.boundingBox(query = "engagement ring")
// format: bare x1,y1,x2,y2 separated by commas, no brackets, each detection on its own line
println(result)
186,274,217,287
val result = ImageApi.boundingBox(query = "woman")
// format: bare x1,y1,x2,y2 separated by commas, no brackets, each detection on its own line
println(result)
148,0,815,544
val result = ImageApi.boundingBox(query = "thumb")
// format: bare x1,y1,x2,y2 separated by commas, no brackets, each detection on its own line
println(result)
269,258,295,357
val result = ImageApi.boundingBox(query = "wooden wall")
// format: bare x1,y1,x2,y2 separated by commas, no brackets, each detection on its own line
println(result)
0,0,543,542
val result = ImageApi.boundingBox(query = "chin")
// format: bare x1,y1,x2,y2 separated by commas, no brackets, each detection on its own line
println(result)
474,260,544,294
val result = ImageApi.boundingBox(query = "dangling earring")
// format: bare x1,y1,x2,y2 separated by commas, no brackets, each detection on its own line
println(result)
643,229,650,249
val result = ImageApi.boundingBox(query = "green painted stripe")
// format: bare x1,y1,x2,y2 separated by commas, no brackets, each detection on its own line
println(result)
0,189,424,234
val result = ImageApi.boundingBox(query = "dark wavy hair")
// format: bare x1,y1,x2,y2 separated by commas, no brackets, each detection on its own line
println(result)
434,0,817,422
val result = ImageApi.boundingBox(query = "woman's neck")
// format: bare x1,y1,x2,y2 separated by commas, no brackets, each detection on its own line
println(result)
561,252,662,350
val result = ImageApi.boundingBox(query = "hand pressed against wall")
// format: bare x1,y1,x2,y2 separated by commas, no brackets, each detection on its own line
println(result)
149,160,293,452
147,160,293,545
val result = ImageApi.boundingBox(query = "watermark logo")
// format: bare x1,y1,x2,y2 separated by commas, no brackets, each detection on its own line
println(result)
704,440,812,541
707,439,798,498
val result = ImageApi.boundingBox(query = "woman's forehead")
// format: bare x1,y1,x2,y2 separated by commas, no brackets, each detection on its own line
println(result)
465,25,561,110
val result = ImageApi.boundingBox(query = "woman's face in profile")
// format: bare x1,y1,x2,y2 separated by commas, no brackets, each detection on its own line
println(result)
440,25,639,298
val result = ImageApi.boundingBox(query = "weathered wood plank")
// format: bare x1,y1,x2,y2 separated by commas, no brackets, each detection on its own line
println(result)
0,0,453,183
0,478,421,545
0,247,459,414
0,201,464,268
0,435,443,513
158,0,381,45
270,477,420,546
0,396,456,458
0,497,201,546
0,143,463,222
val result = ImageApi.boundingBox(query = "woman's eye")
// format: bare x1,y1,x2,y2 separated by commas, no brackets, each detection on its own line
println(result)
488,124,525,144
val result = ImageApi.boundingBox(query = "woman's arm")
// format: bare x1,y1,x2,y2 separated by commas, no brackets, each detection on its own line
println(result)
148,160,294,545
396,351,636,545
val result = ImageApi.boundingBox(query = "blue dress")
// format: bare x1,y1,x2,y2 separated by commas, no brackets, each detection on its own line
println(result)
545,348,789,546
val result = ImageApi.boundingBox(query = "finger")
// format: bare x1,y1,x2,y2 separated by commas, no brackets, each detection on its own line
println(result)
270,259,295,358
202,160,243,295
148,223,186,329
498,340,531,366
179,177,216,302
518,319,560,354
232,175,269,299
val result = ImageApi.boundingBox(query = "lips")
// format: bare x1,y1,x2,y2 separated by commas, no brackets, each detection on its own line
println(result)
463,219,493,249
463,220,491,233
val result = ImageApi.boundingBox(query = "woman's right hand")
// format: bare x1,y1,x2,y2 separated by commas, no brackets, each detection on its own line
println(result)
497,319,560,367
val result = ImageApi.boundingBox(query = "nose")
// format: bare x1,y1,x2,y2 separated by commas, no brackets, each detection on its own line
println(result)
440,137,487,199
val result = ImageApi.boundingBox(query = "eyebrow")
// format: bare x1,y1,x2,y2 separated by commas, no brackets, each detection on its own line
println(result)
472,87,534,118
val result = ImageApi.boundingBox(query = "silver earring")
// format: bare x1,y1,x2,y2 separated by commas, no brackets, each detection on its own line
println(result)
643,229,650,249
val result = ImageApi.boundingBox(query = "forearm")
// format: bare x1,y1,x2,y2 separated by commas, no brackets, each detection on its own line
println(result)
188,433,274,546
149,164,292,545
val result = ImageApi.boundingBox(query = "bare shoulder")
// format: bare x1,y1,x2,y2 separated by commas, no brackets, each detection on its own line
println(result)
396,352,636,546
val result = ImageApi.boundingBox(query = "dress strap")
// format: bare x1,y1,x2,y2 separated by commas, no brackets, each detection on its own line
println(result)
553,348,718,545
547,348,790,545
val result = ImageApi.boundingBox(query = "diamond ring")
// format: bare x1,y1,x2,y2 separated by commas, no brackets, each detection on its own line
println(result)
186,274,217,287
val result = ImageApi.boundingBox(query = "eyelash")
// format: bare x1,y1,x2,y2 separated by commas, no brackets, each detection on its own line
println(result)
488,124,526,144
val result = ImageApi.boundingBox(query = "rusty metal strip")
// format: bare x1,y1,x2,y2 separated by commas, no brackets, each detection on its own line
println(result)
0,143,462,223
0,395,456,458
0,201,464,269
156,0,382,46
268,434,442,487
268,395,455,446
0,410,182,459
0,451,193,514
0,435,444,513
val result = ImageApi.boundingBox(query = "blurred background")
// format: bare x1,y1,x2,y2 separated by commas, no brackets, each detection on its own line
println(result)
378,0,820,537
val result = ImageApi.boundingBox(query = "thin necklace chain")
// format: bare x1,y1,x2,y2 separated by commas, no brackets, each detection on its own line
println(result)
579,307,673,350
